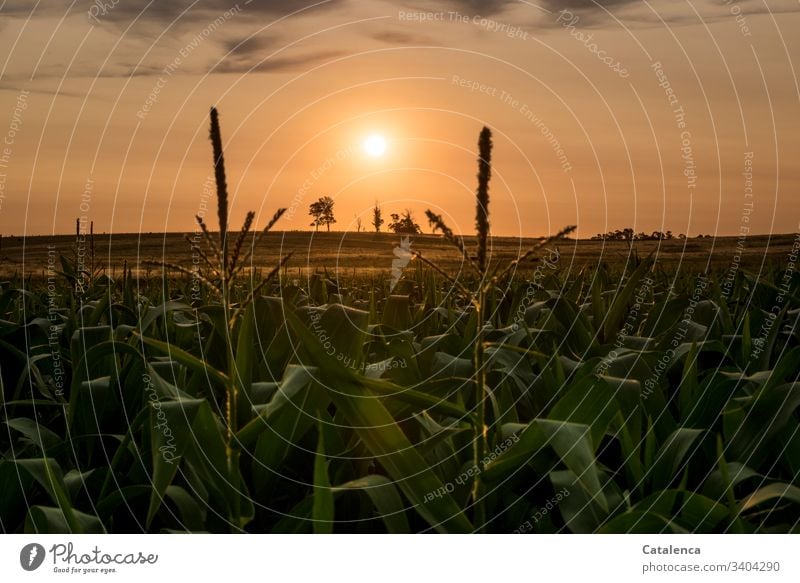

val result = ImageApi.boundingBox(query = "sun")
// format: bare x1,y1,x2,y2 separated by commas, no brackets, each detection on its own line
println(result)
363,134,387,158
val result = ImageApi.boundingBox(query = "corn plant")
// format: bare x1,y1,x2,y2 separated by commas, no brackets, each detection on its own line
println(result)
420,126,575,529
138,107,291,528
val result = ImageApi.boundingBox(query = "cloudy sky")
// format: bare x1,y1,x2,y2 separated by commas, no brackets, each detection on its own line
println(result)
0,0,798,237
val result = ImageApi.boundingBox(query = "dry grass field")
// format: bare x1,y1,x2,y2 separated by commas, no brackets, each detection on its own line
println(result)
1,231,795,281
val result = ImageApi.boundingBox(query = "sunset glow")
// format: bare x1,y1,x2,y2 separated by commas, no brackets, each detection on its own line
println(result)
0,1,797,238
363,134,388,158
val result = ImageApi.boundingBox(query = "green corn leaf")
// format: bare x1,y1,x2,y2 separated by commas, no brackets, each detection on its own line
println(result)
313,425,334,534
15,458,82,533
135,332,230,389
600,511,684,534
25,506,105,534
740,483,800,513
146,398,205,528
484,419,608,512
603,256,654,343
233,301,258,427
284,306,473,533
649,427,704,490
332,474,410,534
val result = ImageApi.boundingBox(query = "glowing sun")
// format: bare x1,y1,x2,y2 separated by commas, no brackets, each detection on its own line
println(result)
363,134,388,158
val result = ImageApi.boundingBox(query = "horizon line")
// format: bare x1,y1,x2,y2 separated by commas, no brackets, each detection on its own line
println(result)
1,230,793,240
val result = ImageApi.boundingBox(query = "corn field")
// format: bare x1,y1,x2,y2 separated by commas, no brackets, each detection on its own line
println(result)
1,109,799,534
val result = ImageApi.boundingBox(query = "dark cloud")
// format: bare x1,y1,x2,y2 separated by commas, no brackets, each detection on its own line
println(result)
535,0,636,27
711,0,797,12
541,0,799,14
214,48,348,73
4,0,799,26
439,0,516,14
394,1,632,29
370,30,436,45
0,83,89,99
539,0,632,9
1,0,343,27
90,0,342,24
537,0,800,28
224,35,282,58
399,0,515,16
217,33,351,73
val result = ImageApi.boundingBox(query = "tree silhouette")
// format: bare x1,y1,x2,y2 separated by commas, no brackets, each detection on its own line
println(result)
372,201,384,233
388,209,421,234
309,196,336,232
592,228,681,241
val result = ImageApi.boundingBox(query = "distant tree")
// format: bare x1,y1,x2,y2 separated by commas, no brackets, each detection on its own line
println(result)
372,202,384,233
309,196,336,232
594,228,681,241
388,209,421,234
356,216,363,233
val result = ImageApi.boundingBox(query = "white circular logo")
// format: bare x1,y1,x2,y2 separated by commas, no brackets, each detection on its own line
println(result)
20,543,46,571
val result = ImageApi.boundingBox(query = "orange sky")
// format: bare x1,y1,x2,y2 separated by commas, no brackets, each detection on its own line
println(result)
0,0,799,237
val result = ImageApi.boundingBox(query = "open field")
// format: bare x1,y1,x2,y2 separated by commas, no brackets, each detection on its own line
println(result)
1,231,797,280
1,227,799,533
